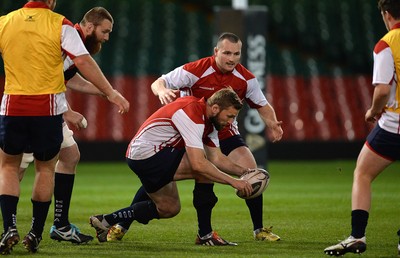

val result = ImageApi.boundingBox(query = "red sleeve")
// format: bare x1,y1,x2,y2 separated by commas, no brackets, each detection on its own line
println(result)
374,40,389,54
62,17,74,27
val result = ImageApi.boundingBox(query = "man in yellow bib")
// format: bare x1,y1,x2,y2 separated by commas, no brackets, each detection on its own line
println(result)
0,0,129,254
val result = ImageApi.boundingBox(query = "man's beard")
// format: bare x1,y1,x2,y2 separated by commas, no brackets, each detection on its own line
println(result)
85,32,102,55
210,115,223,131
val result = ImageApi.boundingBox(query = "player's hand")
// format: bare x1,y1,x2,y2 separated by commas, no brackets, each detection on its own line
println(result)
266,120,283,142
365,108,383,124
63,110,87,130
232,178,253,197
158,88,179,105
107,89,130,114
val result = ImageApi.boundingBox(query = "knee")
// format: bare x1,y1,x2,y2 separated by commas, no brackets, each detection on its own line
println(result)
58,146,80,170
157,201,181,218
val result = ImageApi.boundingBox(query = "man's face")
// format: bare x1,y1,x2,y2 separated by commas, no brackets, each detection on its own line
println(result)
210,106,239,131
214,39,242,73
84,19,113,55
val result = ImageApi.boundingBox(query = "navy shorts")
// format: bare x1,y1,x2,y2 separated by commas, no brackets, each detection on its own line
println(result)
0,115,63,161
219,134,248,156
366,124,400,161
126,147,185,193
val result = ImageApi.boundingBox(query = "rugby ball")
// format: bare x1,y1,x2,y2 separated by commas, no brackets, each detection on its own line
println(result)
236,168,270,199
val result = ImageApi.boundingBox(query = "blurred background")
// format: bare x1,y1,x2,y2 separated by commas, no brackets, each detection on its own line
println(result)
0,0,386,161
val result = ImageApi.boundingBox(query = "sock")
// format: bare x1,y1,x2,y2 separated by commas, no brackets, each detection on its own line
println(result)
104,200,159,226
31,199,51,236
119,186,151,230
53,173,75,228
0,195,18,230
193,183,218,237
245,194,263,231
351,209,369,238
130,186,151,205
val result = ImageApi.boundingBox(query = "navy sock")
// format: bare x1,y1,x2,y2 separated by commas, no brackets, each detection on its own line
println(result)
119,186,151,230
31,199,51,237
130,186,150,205
0,195,18,231
246,194,263,230
351,209,369,238
53,173,75,228
193,183,218,237
104,200,159,226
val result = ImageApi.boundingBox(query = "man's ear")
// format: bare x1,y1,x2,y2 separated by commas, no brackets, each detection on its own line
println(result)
211,104,220,116
84,22,95,34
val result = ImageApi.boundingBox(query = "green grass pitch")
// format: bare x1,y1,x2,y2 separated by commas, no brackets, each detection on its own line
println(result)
10,160,400,257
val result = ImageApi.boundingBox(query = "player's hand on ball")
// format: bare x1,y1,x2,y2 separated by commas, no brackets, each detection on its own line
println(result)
233,178,253,198
236,168,270,199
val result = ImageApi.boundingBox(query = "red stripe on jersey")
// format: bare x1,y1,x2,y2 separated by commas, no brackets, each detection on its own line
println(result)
374,40,389,54
5,95,55,116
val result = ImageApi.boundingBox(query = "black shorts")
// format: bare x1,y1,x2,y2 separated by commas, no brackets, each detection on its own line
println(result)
0,115,63,161
219,134,248,156
366,124,400,161
126,147,185,193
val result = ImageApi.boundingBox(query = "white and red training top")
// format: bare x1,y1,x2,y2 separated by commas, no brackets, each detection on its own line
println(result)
161,56,268,140
126,96,218,160
372,22,400,134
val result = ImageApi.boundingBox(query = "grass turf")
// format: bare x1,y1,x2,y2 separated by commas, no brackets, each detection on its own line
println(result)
9,160,400,257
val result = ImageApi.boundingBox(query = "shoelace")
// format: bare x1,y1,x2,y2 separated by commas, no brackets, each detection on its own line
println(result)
261,226,274,233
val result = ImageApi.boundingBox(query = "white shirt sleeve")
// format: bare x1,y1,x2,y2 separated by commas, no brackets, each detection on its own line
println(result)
161,66,199,90
373,47,394,86
172,109,204,149
245,77,269,107
61,24,89,58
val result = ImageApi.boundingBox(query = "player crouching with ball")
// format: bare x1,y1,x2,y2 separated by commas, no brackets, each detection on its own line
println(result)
90,88,256,245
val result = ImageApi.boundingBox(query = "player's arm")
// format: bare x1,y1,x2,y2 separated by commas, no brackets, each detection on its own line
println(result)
72,54,129,113
185,146,252,195
204,145,249,177
257,104,283,142
151,78,179,105
66,73,106,97
365,83,390,123
62,23,129,114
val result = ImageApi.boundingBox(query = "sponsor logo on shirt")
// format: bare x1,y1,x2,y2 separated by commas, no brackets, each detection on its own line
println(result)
199,86,214,91
25,15,35,22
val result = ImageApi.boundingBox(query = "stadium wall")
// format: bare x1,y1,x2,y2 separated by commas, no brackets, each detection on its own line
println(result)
0,0,381,160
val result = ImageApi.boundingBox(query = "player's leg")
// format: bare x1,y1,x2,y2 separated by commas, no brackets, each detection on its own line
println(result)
92,147,184,242
174,152,237,246
350,144,390,236
0,116,35,254
108,153,195,241
22,115,63,253
0,149,23,253
49,124,93,243
324,144,390,256
324,125,396,256
91,181,178,242
226,145,279,241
